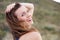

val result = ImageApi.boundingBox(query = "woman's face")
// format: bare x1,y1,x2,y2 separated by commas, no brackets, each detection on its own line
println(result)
15,6,33,25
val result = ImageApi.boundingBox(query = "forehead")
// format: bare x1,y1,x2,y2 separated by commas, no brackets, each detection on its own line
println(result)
15,6,28,14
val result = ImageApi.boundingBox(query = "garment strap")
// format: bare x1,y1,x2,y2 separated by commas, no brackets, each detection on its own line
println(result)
16,37,19,40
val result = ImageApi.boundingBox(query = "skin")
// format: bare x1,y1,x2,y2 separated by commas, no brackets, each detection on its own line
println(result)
17,3,42,40
5,3,42,40
19,32,42,40
15,3,34,27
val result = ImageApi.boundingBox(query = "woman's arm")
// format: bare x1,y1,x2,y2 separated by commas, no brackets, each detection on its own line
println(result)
20,3,34,16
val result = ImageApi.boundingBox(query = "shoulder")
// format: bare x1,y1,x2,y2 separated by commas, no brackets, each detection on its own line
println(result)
19,32,42,40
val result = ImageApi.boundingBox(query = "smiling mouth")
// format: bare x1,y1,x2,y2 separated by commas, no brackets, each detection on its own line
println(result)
29,20,31,21
27,19,32,22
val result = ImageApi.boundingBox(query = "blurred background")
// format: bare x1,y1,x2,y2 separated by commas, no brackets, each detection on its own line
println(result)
0,0,60,40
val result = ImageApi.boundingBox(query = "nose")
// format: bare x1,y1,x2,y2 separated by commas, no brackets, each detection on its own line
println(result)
27,15,32,18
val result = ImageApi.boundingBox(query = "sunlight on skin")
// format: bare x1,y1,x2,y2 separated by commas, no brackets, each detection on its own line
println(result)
15,5,33,25
5,3,42,40
18,3,42,40
5,3,34,25
53,0,60,3
19,32,42,40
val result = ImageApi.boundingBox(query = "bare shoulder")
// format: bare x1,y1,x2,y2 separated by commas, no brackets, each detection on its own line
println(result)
19,32,42,40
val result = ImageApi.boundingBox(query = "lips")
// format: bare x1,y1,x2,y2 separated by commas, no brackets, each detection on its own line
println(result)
29,19,31,21
27,19,32,22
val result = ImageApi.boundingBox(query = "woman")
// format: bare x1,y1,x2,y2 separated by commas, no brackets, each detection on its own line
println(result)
5,2,42,40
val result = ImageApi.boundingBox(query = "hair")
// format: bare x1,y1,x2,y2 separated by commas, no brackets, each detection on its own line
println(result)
5,2,37,40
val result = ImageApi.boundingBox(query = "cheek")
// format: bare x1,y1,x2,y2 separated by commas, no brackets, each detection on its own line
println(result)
18,17,26,21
